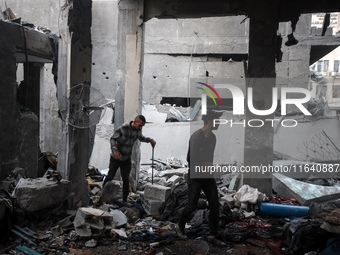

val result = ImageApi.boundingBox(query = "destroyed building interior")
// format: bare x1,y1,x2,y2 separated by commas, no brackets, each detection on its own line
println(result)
1,0,340,254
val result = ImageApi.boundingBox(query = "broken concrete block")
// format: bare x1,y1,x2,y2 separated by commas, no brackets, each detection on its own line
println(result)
165,175,181,188
101,180,122,203
273,173,340,205
111,228,127,238
91,186,101,195
144,183,171,201
156,177,168,186
12,178,70,212
119,207,140,223
74,224,92,237
109,210,128,228
145,168,160,178
74,207,115,237
99,204,110,212
243,211,256,219
142,198,163,216
85,239,97,248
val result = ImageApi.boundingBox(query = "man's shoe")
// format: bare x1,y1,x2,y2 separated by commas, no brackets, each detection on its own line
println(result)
207,236,227,247
175,224,186,239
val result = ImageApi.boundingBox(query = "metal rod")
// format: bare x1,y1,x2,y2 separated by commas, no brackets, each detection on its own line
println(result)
322,130,340,154
152,147,154,185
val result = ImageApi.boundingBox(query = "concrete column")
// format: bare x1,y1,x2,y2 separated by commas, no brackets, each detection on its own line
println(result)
115,0,144,127
57,0,92,207
115,0,144,187
243,12,279,196
17,62,40,178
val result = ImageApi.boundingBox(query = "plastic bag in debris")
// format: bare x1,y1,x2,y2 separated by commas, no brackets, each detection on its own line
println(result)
234,184,265,206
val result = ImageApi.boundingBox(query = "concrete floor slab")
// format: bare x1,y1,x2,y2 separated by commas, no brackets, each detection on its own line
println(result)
273,173,340,205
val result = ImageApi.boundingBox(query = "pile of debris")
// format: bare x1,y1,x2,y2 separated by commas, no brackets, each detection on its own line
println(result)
1,159,340,255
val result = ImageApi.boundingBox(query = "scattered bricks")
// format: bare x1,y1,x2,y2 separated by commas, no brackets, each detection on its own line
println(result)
144,183,171,202
142,198,163,216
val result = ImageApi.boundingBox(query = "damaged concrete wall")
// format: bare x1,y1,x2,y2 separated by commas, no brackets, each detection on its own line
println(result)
90,12,319,171
91,0,119,100
115,0,144,126
5,0,62,154
276,14,312,92
143,16,248,104
0,21,21,179
142,14,313,105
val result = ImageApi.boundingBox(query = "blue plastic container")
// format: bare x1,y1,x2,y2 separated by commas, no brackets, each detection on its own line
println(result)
258,203,309,217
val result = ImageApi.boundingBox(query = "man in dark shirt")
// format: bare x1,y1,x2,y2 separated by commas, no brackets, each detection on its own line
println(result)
176,109,226,247
103,115,156,203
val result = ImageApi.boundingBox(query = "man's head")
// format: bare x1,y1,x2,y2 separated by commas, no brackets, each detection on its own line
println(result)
202,109,223,129
132,115,146,130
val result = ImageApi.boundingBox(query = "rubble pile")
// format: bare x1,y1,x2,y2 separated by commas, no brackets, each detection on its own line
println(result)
1,159,340,254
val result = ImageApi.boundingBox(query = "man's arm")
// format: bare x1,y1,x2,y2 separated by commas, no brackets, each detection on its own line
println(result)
110,128,123,160
139,133,156,148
